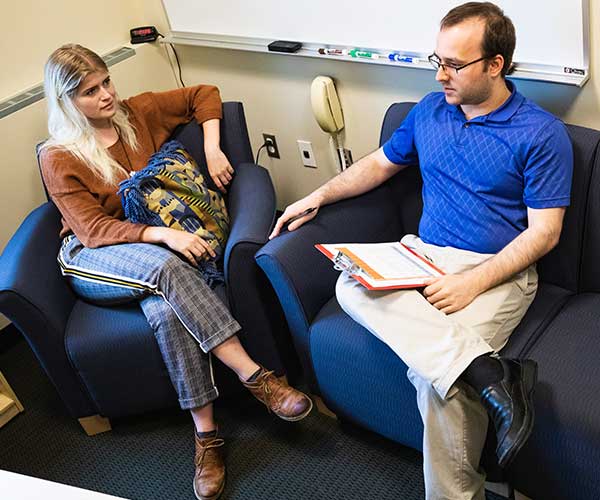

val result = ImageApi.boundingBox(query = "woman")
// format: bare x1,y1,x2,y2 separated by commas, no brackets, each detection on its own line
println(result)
40,44,312,500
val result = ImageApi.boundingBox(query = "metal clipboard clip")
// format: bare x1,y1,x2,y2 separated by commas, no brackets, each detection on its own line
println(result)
333,251,361,275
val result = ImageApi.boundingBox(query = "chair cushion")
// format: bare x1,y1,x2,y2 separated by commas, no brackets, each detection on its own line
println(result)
65,300,176,418
65,285,241,418
501,281,573,358
506,293,600,500
309,297,423,451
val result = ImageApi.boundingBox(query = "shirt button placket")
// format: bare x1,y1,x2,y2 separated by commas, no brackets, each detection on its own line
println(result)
457,122,469,145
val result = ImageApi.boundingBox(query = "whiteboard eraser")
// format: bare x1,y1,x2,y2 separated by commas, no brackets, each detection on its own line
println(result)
268,40,302,53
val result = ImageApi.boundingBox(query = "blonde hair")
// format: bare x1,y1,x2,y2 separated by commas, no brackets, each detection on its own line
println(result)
42,44,138,185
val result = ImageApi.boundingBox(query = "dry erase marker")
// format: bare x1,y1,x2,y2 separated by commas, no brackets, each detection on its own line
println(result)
318,48,348,56
388,53,420,63
349,49,380,60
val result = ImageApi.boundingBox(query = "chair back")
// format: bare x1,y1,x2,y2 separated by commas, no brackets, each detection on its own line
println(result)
171,102,254,194
35,142,51,201
563,124,600,293
378,102,423,238
506,123,598,292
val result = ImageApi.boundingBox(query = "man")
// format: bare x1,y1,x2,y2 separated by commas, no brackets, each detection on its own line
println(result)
270,2,572,499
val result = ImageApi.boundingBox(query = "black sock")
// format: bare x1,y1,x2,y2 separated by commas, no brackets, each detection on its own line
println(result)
246,367,263,382
460,355,504,394
196,429,218,439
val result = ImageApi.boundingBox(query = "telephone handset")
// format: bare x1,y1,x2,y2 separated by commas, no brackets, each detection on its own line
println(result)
310,76,345,133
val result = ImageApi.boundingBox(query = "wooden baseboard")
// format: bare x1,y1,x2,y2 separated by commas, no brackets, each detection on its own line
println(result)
485,481,511,497
78,415,112,436
0,399,22,428
313,396,337,419
514,491,533,500
483,481,533,500
0,372,24,429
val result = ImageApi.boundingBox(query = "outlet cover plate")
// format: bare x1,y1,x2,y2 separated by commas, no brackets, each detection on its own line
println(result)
297,140,317,168
263,133,280,159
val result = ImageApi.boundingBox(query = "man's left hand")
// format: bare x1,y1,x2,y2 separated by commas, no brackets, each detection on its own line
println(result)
205,148,234,193
422,273,483,314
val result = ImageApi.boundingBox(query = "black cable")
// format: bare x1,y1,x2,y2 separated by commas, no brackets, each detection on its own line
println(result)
255,143,268,164
169,43,186,88
157,33,186,87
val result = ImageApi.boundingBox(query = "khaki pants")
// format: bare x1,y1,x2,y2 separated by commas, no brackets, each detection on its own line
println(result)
335,235,538,500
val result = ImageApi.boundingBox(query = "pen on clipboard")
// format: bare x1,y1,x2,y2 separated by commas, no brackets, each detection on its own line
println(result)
285,207,317,229
423,253,434,263
405,243,434,264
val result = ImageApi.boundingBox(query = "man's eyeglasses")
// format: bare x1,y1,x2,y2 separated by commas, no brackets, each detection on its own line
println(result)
428,53,489,74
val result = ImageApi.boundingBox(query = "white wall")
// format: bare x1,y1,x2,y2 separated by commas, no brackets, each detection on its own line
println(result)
3,1,141,99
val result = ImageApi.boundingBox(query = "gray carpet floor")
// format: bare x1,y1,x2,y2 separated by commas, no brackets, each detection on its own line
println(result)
0,330,505,500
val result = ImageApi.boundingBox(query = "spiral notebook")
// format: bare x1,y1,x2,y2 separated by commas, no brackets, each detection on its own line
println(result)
316,241,445,290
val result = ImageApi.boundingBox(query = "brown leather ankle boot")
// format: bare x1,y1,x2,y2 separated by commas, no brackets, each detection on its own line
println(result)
241,367,313,421
193,433,225,500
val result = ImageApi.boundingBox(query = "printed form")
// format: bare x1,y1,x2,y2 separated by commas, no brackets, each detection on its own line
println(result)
316,241,445,290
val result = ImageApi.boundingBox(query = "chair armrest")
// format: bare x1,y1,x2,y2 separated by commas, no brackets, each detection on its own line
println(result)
255,184,401,378
222,162,293,373
223,162,276,280
0,202,97,417
0,202,75,333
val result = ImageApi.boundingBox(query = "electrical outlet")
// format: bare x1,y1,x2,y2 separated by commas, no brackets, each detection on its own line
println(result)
335,147,353,171
262,133,280,159
342,148,353,168
297,140,317,168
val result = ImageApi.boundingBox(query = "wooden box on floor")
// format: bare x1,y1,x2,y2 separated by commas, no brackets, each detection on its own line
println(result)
0,372,23,428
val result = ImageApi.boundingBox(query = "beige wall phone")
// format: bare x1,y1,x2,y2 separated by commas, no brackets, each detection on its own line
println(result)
310,76,349,171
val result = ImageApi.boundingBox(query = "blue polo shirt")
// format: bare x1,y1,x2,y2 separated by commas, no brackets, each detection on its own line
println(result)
382,81,573,254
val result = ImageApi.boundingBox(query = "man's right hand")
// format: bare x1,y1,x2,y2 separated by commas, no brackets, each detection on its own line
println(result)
269,197,321,239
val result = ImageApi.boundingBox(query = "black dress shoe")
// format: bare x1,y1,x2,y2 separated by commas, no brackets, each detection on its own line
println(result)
480,357,538,468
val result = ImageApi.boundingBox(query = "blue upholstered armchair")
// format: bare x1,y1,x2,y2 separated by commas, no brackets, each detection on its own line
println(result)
256,102,600,499
0,102,299,435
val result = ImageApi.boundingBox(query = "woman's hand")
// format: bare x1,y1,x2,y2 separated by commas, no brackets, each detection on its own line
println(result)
205,147,234,193
142,227,216,266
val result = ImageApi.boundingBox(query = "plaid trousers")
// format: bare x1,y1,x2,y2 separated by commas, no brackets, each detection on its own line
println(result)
59,235,241,410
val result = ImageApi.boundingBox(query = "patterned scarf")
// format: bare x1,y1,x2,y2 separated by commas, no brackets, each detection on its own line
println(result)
118,140,230,288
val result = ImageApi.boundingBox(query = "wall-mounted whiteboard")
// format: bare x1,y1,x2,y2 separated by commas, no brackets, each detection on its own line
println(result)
162,0,590,86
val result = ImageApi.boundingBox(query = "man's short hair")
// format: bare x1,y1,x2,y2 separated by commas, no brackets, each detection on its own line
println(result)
441,2,516,77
